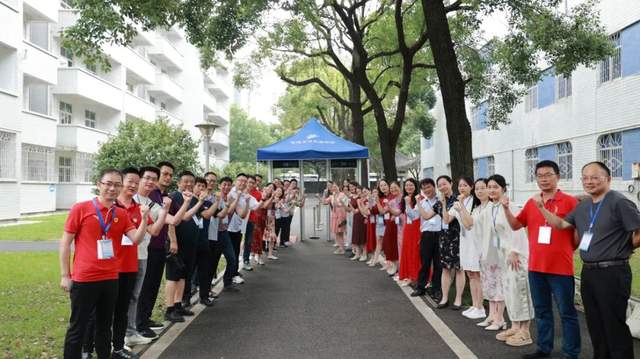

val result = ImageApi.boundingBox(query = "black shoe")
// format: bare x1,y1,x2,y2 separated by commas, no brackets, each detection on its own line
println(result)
200,297,215,307
147,320,164,331
164,311,185,323
522,352,551,359
431,291,443,303
177,307,194,316
410,289,425,297
181,300,192,309
450,304,462,311
224,285,240,292
112,348,139,359
436,302,449,309
138,327,159,339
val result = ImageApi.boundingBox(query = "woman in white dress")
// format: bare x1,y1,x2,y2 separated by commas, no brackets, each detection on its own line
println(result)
481,175,534,346
445,177,487,320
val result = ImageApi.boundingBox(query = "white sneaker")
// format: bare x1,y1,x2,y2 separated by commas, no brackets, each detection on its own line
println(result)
466,308,487,320
258,256,265,265
125,333,152,346
359,254,368,262
232,276,245,284
268,255,279,260
462,307,474,317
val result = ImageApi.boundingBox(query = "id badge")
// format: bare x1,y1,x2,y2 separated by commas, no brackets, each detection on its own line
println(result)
394,217,400,225
369,215,375,223
538,226,552,245
384,213,390,220
121,235,134,246
407,217,413,225
579,231,593,251
97,238,114,260
377,215,384,224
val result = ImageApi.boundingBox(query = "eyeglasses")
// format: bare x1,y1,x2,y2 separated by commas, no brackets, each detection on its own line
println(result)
99,181,123,189
141,176,158,182
581,175,608,182
536,173,557,179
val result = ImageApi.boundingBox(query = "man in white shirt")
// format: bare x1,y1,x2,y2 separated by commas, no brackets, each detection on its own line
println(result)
227,173,259,284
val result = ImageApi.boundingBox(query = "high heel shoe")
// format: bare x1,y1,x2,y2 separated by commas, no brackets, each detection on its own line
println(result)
476,318,493,327
484,322,507,331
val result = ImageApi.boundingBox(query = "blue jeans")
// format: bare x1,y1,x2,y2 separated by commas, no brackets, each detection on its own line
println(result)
243,221,255,264
528,271,580,358
217,231,237,287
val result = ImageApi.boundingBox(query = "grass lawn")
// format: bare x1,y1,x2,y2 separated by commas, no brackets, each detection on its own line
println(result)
0,251,226,358
0,214,67,241
574,252,640,298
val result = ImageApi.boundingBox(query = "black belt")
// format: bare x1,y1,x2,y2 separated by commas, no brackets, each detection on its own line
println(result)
582,259,628,269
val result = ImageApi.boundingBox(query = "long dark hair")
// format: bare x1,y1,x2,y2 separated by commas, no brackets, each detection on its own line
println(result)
458,176,481,210
377,179,389,198
401,178,419,213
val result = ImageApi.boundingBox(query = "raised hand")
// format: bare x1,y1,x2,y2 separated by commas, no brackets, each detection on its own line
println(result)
140,204,150,217
198,191,207,201
500,194,510,209
457,194,465,202
453,201,463,212
182,191,193,201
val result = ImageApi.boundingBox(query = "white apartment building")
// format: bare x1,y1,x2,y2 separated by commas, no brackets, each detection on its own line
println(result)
421,0,640,205
0,0,231,220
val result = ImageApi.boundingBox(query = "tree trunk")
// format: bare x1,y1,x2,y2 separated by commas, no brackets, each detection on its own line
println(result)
348,77,369,184
422,0,473,180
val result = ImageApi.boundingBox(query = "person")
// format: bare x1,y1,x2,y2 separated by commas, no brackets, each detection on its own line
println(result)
325,183,348,254
322,181,334,243
345,181,357,250
370,180,390,267
165,171,207,321
251,183,274,264
60,168,149,359
399,178,421,287
349,184,367,261
136,162,189,338
535,161,640,359
381,181,402,276
228,173,258,284
364,188,378,261
255,174,263,188
192,177,219,307
210,176,241,292
243,175,262,271
411,178,442,301
263,186,279,260
125,166,170,347
356,187,372,262
501,160,580,359
481,175,534,346
450,178,489,320
285,178,305,245
433,175,465,310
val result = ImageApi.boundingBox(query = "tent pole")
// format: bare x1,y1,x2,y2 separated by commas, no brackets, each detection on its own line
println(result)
299,160,305,242
356,159,362,185
268,161,273,182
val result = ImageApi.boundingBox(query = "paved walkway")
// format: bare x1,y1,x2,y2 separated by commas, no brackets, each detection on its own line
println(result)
150,239,638,358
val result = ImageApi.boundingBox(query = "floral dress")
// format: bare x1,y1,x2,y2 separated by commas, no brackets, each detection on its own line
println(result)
433,195,461,270
263,204,277,245
331,193,348,234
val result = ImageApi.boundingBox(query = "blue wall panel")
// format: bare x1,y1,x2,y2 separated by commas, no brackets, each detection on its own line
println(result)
622,128,640,180
477,157,488,178
622,21,640,77
538,71,556,109
538,145,557,161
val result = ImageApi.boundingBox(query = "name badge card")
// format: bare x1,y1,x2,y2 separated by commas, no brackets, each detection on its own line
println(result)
377,215,384,224
579,232,593,252
384,213,390,220
121,235,134,246
369,215,375,223
97,237,114,259
538,226,552,245
394,217,400,225
406,217,412,225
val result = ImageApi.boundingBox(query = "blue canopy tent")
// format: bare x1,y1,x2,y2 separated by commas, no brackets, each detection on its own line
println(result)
257,118,369,240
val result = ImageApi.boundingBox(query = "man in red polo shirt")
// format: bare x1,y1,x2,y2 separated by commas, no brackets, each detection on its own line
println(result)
60,168,149,359
242,175,262,270
502,160,580,359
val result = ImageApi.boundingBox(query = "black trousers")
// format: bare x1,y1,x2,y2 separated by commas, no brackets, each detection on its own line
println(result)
416,231,442,291
136,247,165,330
581,264,634,359
179,240,197,305
195,239,213,300
275,217,290,245
64,279,118,359
228,231,243,276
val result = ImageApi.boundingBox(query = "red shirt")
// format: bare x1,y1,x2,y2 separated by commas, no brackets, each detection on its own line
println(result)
64,198,135,282
248,188,263,223
116,199,153,273
516,190,578,276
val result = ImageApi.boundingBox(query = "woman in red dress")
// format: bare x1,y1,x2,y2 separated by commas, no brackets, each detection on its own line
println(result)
370,181,389,267
364,188,377,259
381,181,402,276
251,183,274,264
349,184,368,261
399,178,422,286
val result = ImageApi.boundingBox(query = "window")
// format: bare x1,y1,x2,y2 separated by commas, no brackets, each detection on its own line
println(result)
424,137,433,149
558,74,572,98
58,156,72,182
84,110,96,128
149,96,156,104
556,142,573,180
525,148,539,183
22,144,55,181
27,84,49,115
524,85,538,112
77,152,94,182
60,47,73,67
126,82,134,93
0,131,17,179
85,61,97,74
27,22,49,51
599,33,622,84
423,167,434,179
160,102,166,110
473,156,495,179
597,132,623,178
487,156,495,176
472,102,488,130
473,159,479,179
59,102,72,124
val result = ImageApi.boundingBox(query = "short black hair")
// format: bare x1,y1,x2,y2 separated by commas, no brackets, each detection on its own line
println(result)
195,177,207,186
236,173,247,178
220,176,233,184
157,161,175,171
98,168,122,181
420,178,435,187
255,174,263,179
204,171,217,178
290,178,297,183
121,167,140,177
247,175,256,181
582,161,611,177
535,160,560,175
139,166,160,178
436,175,453,184
178,170,195,180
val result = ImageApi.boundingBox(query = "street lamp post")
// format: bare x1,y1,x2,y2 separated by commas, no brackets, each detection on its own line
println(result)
195,122,219,172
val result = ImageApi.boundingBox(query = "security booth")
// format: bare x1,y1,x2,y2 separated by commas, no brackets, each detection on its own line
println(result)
257,118,369,241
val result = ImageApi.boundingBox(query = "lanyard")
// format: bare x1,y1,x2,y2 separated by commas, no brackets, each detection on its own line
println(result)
588,198,605,232
92,198,116,238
